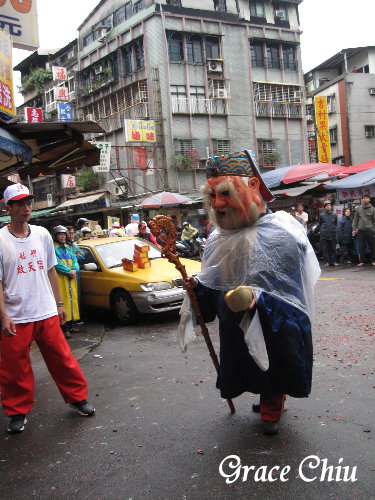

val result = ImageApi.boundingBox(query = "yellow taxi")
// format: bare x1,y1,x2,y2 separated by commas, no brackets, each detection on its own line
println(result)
77,236,201,324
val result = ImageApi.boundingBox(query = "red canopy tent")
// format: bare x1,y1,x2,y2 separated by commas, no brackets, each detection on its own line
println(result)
328,159,375,176
282,163,339,184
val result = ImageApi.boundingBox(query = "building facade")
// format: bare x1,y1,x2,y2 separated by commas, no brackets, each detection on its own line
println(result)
305,46,375,166
76,0,307,200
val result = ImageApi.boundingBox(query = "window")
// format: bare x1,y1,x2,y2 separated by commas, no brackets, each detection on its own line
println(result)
365,125,375,138
125,2,132,19
167,0,182,5
258,140,278,166
266,45,281,70
187,34,203,63
133,0,145,14
205,36,220,59
113,6,126,26
171,85,187,98
250,1,265,18
178,139,194,154
171,85,187,113
282,46,297,70
32,177,57,202
134,38,144,70
329,127,338,144
251,43,264,67
327,94,336,113
214,0,227,12
214,140,231,155
167,31,183,61
123,43,133,75
272,2,289,20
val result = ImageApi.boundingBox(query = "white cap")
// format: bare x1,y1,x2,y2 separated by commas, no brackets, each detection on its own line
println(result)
2,184,35,204
82,227,92,233
113,222,120,228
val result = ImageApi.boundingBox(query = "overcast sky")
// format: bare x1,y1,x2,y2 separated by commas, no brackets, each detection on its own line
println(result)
11,0,375,94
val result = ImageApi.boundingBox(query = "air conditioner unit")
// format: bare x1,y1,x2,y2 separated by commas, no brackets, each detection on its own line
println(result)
365,130,373,138
94,65,103,75
212,88,228,99
274,10,285,19
108,177,127,186
369,88,375,95
207,60,223,73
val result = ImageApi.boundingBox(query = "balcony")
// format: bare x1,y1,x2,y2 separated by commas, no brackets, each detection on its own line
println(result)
171,97,227,115
255,102,303,119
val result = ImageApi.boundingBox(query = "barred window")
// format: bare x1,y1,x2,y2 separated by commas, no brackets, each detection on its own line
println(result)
215,140,231,155
178,140,194,154
253,82,303,102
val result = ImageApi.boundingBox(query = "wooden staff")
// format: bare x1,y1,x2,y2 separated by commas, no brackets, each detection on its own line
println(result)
148,215,235,414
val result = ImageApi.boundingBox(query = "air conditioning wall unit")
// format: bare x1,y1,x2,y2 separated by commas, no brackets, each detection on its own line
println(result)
274,10,285,19
212,88,228,99
368,88,375,95
108,181,128,197
95,65,103,75
207,59,223,73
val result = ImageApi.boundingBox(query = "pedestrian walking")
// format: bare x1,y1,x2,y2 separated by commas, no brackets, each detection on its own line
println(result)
125,214,140,236
0,184,95,434
296,203,308,230
181,151,320,435
319,201,339,267
337,208,353,264
352,195,375,266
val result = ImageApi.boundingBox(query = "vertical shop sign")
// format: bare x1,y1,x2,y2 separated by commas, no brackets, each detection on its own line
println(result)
89,142,111,172
314,96,331,163
0,0,39,50
25,107,43,122
57,102,73,121
52,66,67,81
0,29,15,117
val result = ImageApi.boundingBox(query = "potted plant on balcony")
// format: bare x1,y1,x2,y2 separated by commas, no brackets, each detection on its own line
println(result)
21,68,53,94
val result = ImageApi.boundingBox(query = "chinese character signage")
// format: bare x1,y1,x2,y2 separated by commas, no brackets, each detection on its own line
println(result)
57,102,73,121
0,29,15,117
336,185,375,202
124,120,156,143
314,96,331,163
61,174,76,189
52,66,67,81
25,107,43,122
89,142,111,172
0,0,39,51
54,86,69,101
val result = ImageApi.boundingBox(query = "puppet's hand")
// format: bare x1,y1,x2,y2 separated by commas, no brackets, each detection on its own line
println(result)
224,286,255,312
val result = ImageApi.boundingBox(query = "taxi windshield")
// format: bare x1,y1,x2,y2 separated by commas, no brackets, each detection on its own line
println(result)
95,239,161,269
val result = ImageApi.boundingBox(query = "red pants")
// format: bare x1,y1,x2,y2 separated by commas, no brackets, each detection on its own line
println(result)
0,315,88,416
260,394,286,422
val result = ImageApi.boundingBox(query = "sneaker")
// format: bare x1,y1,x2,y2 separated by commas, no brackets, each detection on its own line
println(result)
63,330,72,339
7,414,27,433
357,263,365,267
333,263,340,266
262,421,279,435
70,400,95,416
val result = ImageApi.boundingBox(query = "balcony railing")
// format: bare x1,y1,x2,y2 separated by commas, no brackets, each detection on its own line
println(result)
171,97,227,115
255,102,303,118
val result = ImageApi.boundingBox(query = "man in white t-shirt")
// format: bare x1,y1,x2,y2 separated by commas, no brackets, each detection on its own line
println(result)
0,184,95,434
125,213,140,236
109,221,125,237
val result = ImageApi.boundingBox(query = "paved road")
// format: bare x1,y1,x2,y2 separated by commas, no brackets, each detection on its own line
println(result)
0,265,374,500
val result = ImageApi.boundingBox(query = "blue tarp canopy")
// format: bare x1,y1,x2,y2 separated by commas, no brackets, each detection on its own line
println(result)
0,127,32,163
325,168,375,189
260,166,293,188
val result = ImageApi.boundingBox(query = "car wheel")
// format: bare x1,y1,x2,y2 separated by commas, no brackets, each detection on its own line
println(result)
111,290,138,325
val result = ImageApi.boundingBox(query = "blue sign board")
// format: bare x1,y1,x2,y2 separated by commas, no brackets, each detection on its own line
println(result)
57,103,73,121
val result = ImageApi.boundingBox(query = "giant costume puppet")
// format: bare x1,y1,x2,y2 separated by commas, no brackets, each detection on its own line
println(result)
181,150,321,435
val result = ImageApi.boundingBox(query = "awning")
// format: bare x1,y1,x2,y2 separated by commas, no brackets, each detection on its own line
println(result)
0,127,32,163
271,184,322,197
325,168,375,189
55,192,106,209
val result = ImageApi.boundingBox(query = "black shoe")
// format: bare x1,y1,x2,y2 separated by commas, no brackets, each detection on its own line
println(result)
252,403,260,413
263,421,279,435
63,330,72,339
70,400,95,416
7,414,27,433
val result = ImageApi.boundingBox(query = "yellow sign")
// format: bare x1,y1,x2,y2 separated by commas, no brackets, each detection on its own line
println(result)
107,216,120,229
314,96,331,163
124,120,156,143
0,0,39,51
0,29,15,117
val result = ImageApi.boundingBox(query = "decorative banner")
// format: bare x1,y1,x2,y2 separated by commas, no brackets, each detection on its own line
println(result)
0,29,15,117
314,96,331,163
57,102,73,121
54,86,69,101
25,107,43,122
89,142,111,172
124,119,156,142
0,0,39,50
61,174,76,189
107,216,121,229
52,66,67,81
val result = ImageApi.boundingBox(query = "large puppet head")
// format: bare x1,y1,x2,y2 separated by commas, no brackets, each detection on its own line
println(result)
201,150,274,230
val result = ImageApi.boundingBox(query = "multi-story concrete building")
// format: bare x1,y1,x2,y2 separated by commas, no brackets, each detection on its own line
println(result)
305,46,375,166
77,0,307,201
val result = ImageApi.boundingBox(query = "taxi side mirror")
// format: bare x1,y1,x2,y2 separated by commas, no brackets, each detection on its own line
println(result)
83,263,98,271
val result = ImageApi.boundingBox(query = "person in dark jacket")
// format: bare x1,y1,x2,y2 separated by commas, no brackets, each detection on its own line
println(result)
319,201,339,267
337,208,353,264
352,195,375,266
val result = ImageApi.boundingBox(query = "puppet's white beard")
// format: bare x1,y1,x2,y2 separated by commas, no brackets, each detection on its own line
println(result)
209,202,259,230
